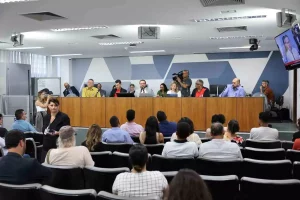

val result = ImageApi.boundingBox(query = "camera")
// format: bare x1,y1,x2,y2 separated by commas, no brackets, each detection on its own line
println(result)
172,71,183,81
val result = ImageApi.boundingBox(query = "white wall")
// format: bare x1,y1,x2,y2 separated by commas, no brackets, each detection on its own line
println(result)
59,58,71,96
298,69,300,120
287,70,294,119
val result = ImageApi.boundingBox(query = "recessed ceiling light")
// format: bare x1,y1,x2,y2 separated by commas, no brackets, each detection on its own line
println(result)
51,26,108,32
6,46,44,50
210,35,264,40
0,0,37,3
219,46,261,50
99,41,143,46
191,15,267,22
129,50,165,54
51,54,82,57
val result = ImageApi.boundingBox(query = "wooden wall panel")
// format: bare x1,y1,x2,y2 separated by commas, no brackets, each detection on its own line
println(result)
60,97,81,127
182,98,206,131
105,98,132,127
81,98,106,128
153,98,182,123
131,98,153,127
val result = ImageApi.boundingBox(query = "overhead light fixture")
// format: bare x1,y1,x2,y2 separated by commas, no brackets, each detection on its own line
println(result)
99,41,143,46
191,15,267,22
0,0,37,3
129,50,165,54
51,26,108,32
210,35,264,40
51,54,82,57
219,46,261,50
6,46,44,50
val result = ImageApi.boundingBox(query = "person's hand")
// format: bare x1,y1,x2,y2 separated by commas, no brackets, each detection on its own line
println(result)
176,76,181,82
54,131,59,135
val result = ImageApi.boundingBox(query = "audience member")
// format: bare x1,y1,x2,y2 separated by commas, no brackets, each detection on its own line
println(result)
63,82,79,97
102,116,133,143
191,79,210,97
249,112,279,140
135,79,154,97
82,124,105,152
292,118,300,142
199,123,243,160
120,109,144,137
35,89,50,132
293,138,300,150
167,82,182,97
42,98,70,162
128,83,135,94
45,126,94,167
97,83,107,97
0,130,51,184
113,144,168,198
157,111,177,137
162,122,199,158
110,79,127,97
205,114,227,138
171,117,202,145
224,120,243,146
166,169,212,200
82,79,100,97
139,116,164,144
12,109,37,132
0,113,8,137
157,83,168,97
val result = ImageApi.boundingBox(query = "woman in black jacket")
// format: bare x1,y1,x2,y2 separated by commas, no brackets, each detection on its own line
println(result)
109,79,127,97
191,79,210,97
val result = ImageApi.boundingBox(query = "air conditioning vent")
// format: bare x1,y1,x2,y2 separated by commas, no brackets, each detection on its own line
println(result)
91,34,120,40
200,0,245,7
21,12,66,21
217,26,247,32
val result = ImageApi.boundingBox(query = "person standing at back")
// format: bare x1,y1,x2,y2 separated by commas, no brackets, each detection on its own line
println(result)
82,79,100,97
176,70,192,97
120,109,144,137
12,109,37,132
35,89,51,132
157,111,177,137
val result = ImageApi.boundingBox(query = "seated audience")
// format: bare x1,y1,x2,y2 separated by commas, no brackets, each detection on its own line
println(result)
224,120,243,145
45,126,94,168
199,123,243,160
102,116,133,143
110,79,127,97
171,117,202,145
166,169,212,200
162,122,199,158
249,112,279,140
82,124,105,152
157,111,177,137
0,130,51,184
139,116,164,144
205,114,227,138
0,113,8,137
167,82,182,97
191,79,210,97
157,83,168,97
120,109,144,137
293,139,300,150
11,109,37,132
292,118,300,142
113,144,168,198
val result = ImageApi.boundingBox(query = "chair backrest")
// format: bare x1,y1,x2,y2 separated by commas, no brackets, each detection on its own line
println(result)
42,164,85,189
161,171,177,183
102,143,132,153
245,139,281,149
25,138,37,159
200,138,211,143
240,177,300,200
286,149,300,163
151,155,195,172
0,182,41,200
131,137,140,143
242,147,285,160
195,157,242,177
0,147,4,157
111,152,131,169
293,161,300,180
90,151,112,168
144,144,164,155
242,158,292,180
83,166,130,193
40,185,96,200
97,191,159,200
281,141,294,150
163,137,171,143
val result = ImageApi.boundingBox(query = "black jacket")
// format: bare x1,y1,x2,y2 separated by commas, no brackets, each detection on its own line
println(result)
191,87,210,97
109,88,127,97
0,152,51,184
0,127,7,138
63,86,80,97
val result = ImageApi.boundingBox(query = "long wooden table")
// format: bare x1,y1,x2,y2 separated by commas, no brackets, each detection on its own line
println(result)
58,97,264,132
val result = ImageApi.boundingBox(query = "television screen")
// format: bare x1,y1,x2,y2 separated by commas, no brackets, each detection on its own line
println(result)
275,25,300,70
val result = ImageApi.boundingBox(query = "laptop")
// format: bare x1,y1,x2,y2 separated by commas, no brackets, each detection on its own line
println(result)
167,94,178,97
116,93,135,97
139,93,153,97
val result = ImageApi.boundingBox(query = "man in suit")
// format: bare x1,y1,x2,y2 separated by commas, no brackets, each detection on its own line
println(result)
63,82,80,97
110,80,127,97
97,83,107,97
0,130,51,184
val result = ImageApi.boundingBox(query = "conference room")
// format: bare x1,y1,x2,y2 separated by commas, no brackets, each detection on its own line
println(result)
0,0,300,199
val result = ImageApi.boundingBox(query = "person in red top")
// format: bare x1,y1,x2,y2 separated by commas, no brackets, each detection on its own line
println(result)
191,79,210,97
260,80,275,105
110,80,127,97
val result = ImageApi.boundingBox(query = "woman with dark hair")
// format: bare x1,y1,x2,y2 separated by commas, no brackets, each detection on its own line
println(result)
157,83,168,97
82,124,105,152
166,169,212,200
224,120,243,145
139,116,164,144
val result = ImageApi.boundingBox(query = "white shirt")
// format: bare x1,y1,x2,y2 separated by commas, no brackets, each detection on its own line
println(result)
0,137,7,155
171,132,202,145
199,139,243,160
249,127,279,140
162,140,199,158
45,146,94,168
36,106,47,112
113,171,168,199
167,90,181,97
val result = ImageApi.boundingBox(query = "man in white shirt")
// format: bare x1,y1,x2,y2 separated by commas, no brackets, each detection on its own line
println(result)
162,122,199,158
250,112,279,140
135,79,154,97
120,109,144,137
199,123,243,160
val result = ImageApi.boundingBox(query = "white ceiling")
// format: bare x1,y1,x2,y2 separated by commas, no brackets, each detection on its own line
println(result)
0,0,299,58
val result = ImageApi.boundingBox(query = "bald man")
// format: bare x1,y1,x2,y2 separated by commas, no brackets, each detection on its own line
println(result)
63,83,79,97
219,78,246,97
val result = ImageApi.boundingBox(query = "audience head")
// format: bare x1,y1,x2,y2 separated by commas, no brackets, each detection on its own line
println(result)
0,113,2,125
176,122,191,140
210,122,224,137
58,126,76,148
167,169,212,200
195,79,204,89
259,111,270,125
5,130,26,155
129,144,148,173
145,116,159,137
178,117,194,134
15,109,26,120
139,79,146,89
48,98,60,114
115,80,122,90
110,116,120,127
182,70,189,79
232,78,240,88
227,120,240,135
126,109,136,122
211,114,225,124
97,83,102,90
160,83,168,92
129,84,135,92
157,111,167,122
86,124,103,151
64,82,70,89
87,79,94,88
170,82,178,92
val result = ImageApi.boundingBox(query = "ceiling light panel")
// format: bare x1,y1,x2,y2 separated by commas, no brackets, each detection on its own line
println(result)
6,47,44,50
0,0,37,3
210,35,264,39
51,54,82,57
51,26,108,32
99,41,143,46
192,15,267,22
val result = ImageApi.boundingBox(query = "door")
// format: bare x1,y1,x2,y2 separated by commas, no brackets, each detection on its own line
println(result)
7,63,31,95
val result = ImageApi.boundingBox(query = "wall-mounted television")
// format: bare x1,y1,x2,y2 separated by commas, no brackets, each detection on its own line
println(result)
275,23,300,70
